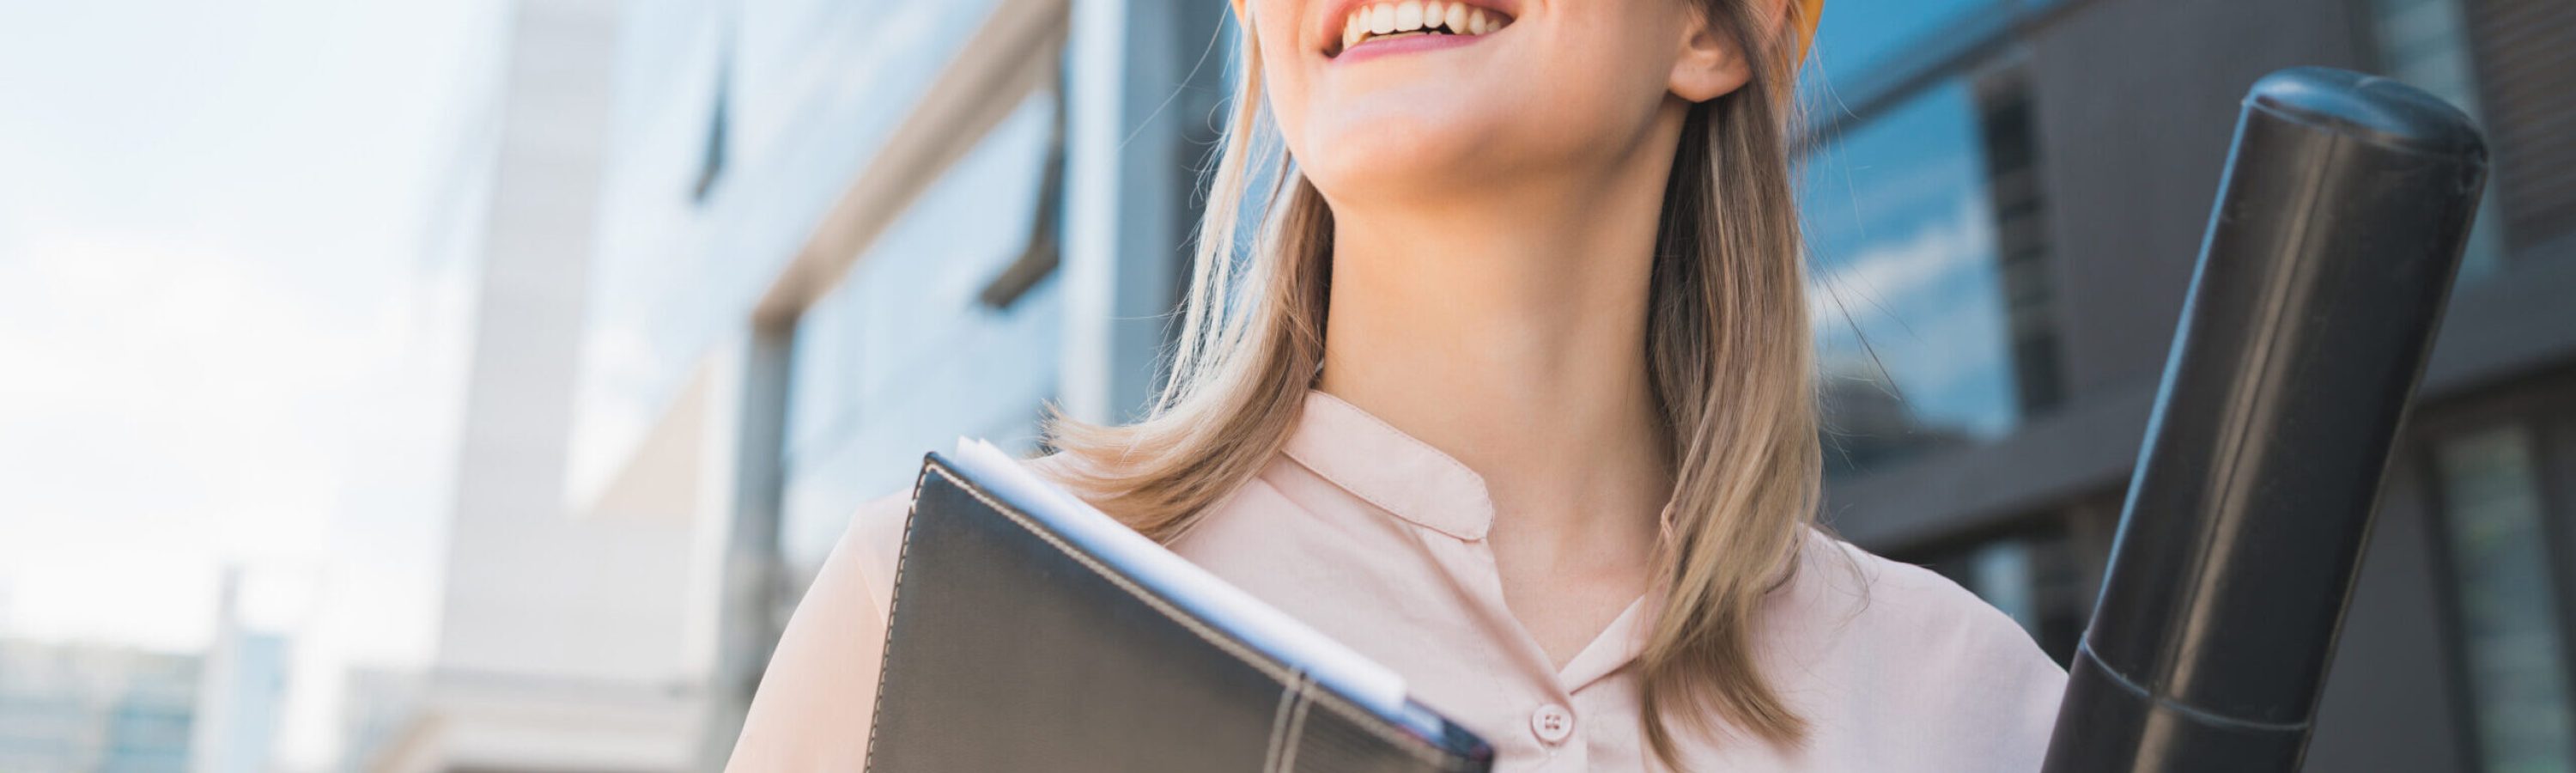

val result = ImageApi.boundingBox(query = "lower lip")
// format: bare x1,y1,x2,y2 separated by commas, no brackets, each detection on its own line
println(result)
1332,32,1490,65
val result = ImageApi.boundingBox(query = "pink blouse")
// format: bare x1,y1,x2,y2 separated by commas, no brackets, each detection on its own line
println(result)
726,390,2068,771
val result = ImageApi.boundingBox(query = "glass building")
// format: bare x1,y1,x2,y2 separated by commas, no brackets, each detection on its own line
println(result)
415,0,1238,770
0,642,199,773
392,0,1229,770
403,0,2574,770
1797,1,2576,770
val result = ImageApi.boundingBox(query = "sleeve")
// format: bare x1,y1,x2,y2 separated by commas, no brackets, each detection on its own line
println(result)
1879,557,2070,771
1955,595,2069,771
721,491,913,772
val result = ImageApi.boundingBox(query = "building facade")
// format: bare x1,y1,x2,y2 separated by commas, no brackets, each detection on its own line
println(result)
409,0,2573,770
1797,0,2576,770
571,0,1231,767
381,0,719,770
407,0,1232,770
0,642,199,773
0,573,293,773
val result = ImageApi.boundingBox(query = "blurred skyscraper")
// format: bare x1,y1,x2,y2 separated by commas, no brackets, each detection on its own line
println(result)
0,573,284,773
374,0,708,770
0,642,197,773
189,572,288,773
372,0,1229,770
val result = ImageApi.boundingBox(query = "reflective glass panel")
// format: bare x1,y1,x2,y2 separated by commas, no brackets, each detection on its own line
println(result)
1801,81,2022,473
776,93,1060,578
2436,424,2576,773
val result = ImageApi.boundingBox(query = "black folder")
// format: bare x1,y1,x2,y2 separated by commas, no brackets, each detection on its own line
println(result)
864,444,1494,772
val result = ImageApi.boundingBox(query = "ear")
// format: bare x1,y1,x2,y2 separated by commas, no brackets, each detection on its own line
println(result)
1668,0,1793,103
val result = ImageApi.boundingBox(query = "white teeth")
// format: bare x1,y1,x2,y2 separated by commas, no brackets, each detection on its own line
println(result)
1340,2,1510,53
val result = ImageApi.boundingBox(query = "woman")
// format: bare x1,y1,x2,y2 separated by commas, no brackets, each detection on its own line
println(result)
728,0,2065,769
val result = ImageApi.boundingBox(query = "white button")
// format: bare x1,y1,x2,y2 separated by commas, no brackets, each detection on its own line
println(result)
1530,703,1574,744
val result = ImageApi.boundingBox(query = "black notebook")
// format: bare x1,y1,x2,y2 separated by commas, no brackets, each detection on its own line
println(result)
864,441,1494,772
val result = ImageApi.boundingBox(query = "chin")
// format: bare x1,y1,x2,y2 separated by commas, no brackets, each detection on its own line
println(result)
1303,137,1475,205
1298,102,1637,210
1293,100,1528,205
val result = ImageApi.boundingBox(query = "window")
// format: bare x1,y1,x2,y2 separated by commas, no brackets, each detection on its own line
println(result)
775,92,1064,578
1804,78,2042,475
690,51,732,204
1973,63,2063,416
2453,1,2576,262
2433,423,2576,772
2367,0,2576,275
2364,0,2506,279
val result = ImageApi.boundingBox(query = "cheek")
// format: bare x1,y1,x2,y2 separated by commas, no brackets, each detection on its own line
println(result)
1249,1,1319,158
1259,50,1315,157
1516,11,1686,145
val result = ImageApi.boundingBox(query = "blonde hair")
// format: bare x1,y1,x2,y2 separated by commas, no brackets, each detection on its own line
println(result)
1049,0,1820,765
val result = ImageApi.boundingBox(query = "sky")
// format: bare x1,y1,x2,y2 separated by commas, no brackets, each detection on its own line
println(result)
0,0,504,765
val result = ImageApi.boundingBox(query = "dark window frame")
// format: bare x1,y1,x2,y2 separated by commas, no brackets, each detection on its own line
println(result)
2411,379,2576,772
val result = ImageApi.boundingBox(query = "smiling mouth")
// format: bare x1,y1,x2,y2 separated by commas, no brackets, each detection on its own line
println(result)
1331,1,1515,58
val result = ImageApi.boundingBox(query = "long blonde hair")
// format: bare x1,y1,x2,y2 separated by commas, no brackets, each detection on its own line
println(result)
1048,0,1820,765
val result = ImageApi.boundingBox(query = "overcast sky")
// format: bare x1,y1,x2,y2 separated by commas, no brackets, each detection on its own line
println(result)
0,1,505,762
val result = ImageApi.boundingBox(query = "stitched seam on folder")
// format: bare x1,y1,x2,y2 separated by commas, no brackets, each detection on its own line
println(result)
1261,671,1303,773
1279,674,1315,772
863,460,938,771
1312,686,1473,771
926,465,1455,768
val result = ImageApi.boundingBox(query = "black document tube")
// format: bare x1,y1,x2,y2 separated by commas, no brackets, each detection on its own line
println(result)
2040,67,2488,772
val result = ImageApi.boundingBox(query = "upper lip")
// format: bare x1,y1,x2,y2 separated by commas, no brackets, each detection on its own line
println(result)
1317,0,1519,56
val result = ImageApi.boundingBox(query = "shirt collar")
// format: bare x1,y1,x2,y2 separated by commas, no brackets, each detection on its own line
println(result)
1280,390,1496,542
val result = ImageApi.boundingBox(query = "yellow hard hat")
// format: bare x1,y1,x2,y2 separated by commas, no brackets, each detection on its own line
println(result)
1792,0,1826,65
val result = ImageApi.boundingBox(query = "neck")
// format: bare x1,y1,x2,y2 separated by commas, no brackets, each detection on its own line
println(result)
1314,143,1677,563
